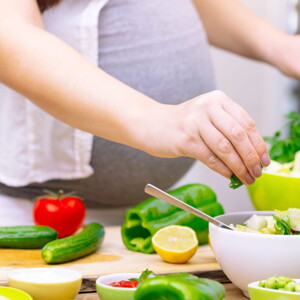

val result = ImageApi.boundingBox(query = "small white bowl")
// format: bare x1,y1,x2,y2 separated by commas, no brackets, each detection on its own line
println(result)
8,268,82,300
209,211,300,296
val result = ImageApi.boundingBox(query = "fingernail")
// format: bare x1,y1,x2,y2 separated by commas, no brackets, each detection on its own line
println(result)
253,164,262,178
245,173,255,185
261,153,271,167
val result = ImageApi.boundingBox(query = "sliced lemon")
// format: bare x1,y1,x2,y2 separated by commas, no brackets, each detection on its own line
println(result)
152,225,198,264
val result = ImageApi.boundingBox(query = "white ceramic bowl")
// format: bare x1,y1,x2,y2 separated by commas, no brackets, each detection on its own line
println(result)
209,211,300,296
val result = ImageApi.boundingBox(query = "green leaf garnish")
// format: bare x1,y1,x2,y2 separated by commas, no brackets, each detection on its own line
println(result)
129,269,155,283
138,269,155,282
229,174,243,189
128,277,139,281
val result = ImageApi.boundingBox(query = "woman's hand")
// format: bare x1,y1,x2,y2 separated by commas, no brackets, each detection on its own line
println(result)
143,91,270,186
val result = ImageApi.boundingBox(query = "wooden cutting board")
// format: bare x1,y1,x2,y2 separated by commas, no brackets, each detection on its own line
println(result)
0,227,227,291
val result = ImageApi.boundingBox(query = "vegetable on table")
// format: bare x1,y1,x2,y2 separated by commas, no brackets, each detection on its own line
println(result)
151,225,198,264
42,222,105,264
0,225,57,249
133,273,225,300
121,184,224,254
33,189,86,238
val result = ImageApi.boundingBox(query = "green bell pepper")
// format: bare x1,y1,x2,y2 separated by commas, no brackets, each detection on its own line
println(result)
121,183,224,253
134,273,225,300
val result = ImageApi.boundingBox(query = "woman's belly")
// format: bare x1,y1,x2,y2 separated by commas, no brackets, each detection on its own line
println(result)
98,0,215,102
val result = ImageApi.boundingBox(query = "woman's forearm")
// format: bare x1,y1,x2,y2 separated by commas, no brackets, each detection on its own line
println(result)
193,0,287,66
0,1,163,154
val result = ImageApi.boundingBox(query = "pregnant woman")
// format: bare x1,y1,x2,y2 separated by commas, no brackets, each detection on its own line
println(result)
0,0,299,224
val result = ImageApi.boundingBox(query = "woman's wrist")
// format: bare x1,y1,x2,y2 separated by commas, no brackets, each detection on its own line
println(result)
260,31,292,72
129,101,181,158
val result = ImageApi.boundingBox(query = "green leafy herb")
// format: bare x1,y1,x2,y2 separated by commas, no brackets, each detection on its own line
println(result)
229,174,243,189
273,215,292,235
129,269,155,283
264,112,300,163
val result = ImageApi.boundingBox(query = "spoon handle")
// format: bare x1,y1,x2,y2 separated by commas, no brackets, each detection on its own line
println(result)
144,184,233,231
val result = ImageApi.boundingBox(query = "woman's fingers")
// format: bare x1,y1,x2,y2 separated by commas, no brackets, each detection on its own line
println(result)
184,132,233,179
221,95,270,167
175,90,269,184
197,111,255,185
207,107,260,180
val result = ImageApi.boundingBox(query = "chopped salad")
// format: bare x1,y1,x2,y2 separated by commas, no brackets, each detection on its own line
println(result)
232,209,300,235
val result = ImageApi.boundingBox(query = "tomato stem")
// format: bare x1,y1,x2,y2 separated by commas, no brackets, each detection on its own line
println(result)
57,190,64,200
43,189,56,196
42,189,78,200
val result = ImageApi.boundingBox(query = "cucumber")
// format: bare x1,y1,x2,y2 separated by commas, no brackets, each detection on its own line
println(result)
42,222,105,264
0,226,58,249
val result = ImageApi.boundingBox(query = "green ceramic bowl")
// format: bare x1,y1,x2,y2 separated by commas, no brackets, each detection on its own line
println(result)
248,280,300,300
247,172,300,211
0,287,32,300
96,273,140,300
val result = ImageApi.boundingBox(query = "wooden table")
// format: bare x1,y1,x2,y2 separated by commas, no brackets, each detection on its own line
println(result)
75,283,248,299
0,227,223,282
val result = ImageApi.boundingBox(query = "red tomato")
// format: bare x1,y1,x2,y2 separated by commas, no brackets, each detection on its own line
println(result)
33,190,86,238
108,280,139,288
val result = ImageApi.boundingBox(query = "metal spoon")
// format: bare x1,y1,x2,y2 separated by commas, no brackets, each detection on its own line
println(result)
144,183,234,231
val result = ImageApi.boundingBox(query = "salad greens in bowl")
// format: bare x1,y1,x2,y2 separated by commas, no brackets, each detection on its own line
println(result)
209,211,300,296
246,112,300,210
232,208,300,235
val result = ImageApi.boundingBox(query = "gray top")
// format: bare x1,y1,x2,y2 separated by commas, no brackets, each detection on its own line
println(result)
0,0,215,208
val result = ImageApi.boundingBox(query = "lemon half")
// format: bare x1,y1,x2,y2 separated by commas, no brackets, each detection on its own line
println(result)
152,225,198,264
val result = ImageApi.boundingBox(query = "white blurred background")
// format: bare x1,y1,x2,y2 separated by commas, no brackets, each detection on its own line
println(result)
173,0,300,213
